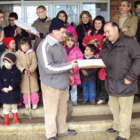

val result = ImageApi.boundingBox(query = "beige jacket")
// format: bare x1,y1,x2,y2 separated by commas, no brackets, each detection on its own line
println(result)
112,12,138,37
16,49,39,93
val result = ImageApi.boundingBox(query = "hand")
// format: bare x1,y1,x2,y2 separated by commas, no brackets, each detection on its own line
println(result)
82,70,88,76
16,27,22,34
26,29,31,34
8,86,13,91
122,28,128,32
35,32,40,38
70,70,73,74
2,88,9,93
14,29,17,37
0,31,4,42
71,60,78,68
69,75,74,84
27,70,31,77
124,78,132,85
24,70,28,77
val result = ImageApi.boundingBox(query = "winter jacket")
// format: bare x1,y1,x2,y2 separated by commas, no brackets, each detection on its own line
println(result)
112,12,138,38
16,49,39,94
31,17,52,51
101,31,140,96
36,34,73,90
66,23,78,41
76,23,91,53
80,55,98,82
83,30,104,56
64,45,83,85
0,65,21,104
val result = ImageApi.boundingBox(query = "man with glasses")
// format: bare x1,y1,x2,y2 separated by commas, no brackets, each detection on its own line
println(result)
4,12,28,50
30,5,51,51
37,17,77,140
0,9,4,56
112,0,138,38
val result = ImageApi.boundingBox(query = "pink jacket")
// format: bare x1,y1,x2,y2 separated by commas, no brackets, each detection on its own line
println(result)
64,45,83,85
66,24,78,41
98,68,106,80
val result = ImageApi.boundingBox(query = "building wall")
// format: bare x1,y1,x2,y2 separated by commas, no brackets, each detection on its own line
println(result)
110,0,137,19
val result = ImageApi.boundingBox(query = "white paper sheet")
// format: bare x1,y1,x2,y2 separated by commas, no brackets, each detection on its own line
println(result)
77,59,106,68
14,20,37,34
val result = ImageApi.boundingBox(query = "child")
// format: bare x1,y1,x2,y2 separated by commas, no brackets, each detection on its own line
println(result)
64,33,83,105
16,37,39,110
81,44,98,104
1,37,16,68
0,53,21,126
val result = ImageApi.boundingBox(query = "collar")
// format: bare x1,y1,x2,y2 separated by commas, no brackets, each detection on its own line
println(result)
39,16,48,23
45,34,59,46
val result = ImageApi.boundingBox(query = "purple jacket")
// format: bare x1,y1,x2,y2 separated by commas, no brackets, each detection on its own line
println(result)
64,45,83,85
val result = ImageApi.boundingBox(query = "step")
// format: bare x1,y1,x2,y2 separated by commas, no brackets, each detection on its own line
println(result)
0,113,140,134
0,103,140,118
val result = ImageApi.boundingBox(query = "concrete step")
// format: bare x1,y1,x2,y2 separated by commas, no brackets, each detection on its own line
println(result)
0,113,140,134
0,103,140,118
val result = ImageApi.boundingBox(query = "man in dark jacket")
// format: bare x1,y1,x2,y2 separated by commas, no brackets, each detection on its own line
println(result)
101,21,140,140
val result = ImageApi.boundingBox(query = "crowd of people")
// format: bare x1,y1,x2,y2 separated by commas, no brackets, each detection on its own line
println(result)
0,0,140,140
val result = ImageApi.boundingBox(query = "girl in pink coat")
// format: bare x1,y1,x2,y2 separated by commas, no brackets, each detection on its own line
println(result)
64,33,83,105
56,10,78,41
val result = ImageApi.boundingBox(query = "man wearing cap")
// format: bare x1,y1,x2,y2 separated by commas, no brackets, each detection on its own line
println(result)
36,18,77,140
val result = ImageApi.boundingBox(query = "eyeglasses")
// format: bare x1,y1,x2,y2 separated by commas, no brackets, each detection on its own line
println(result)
36,10,45,15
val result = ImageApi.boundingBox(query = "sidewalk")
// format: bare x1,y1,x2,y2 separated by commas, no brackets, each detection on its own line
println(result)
0,128,140,140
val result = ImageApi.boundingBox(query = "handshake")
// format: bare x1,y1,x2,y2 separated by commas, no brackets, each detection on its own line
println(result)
2,86,13,93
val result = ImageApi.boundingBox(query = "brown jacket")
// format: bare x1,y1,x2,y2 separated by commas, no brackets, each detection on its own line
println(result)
16,49,39,93
112,12,138,38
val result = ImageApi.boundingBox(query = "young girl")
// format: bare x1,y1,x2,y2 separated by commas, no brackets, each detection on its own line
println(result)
64,33,83,105
0,53,21,126
16,37,39,109
1,37,16,68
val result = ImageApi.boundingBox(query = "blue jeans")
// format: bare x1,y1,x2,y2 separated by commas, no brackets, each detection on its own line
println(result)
82,81,96,101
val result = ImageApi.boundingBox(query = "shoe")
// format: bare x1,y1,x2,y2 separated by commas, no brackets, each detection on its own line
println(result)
58,129,76,137
32,104,38,110
115,136,126,140
90,101,96,105
3,114,9,126
12,113,20,125
72,101,77,106
25,105,29,110
48,137,57,140
106,128,117,134
97,100,105,105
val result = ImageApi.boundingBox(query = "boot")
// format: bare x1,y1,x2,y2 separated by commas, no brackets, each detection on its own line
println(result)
3,114,9,126
12,113,20,125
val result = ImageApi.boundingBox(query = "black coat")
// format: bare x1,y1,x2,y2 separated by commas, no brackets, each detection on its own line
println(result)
80,56,98,82
0,65,21,104
101,32,140,96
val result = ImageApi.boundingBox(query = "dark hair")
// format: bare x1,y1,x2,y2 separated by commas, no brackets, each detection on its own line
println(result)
18,37,32,51
9,12,18,20
37,5,46,11
91,15,105,35
0,9,4,14
86,44,96,53
121,0,131,7
104,21,120,31
56,10,68,24
134,1,140,9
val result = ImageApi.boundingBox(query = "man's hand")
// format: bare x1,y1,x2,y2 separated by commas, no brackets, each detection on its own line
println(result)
2,88,9,93
71,60,78,68
8,86,13,91
16,27,22,35
122,27,128,32
124,78,132,85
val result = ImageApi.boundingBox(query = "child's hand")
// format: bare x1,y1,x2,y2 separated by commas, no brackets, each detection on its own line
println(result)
8,86,13,91
2,88,9,93
70,70,73,74
69,75,74,84
82,70,88,76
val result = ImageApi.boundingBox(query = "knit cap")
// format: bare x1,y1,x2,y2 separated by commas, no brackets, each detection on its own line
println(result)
4,37,14,48
3,52,16,65
49,17,66,33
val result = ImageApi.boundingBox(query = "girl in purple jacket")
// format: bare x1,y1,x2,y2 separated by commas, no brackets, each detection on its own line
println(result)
64,33,83,105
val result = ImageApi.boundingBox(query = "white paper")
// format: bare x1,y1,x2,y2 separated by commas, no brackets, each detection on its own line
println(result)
77,59,106,68
14,20,37,34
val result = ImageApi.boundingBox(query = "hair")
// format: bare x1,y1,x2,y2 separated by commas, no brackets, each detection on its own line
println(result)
9,12,18,20
36,5,46,11
121,0,131,7
65,33,76,45
79,10,92,25
56,10,68,24
90,15,105,35
86,44,96,53
134,1,140,9
18,37,32,51
0,9,4,14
